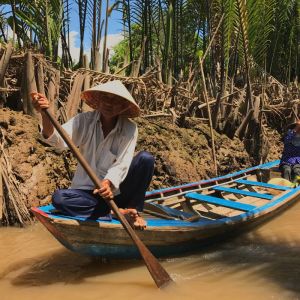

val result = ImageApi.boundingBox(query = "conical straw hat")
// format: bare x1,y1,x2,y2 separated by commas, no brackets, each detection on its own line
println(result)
81,80,140,118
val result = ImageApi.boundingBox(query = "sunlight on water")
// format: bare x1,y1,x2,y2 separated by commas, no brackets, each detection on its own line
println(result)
1,201,300,300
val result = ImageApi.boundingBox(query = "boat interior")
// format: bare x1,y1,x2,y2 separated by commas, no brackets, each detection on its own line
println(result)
142,165,293,222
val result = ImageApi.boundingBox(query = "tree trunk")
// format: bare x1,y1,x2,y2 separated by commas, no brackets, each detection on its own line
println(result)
82,72,92,113
36,59,45,95
236,0,253,111
24,50,37,117
65,73,85,120
102,0,110,72
78,0,88,67
47,70,60,117
0,43,13,108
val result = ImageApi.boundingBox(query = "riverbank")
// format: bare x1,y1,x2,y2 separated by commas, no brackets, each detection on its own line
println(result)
0,107,283,211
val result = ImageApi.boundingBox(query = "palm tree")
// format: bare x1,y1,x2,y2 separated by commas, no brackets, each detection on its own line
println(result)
14,0,64,62
77,0,89,67
0,7,8,43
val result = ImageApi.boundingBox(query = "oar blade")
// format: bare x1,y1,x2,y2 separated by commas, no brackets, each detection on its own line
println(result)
138,242,174,288
110,201,174,288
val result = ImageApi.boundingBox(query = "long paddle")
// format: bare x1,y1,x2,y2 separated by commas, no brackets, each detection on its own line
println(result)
43,108,173,288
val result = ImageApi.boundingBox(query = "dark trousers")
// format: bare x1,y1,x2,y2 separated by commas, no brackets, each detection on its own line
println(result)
281,164,300,181
52,151,154,219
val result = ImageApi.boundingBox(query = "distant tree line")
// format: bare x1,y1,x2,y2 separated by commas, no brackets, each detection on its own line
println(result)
0,1,299,84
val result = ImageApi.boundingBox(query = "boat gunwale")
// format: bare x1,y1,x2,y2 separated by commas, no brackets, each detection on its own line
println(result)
145,160,280,201
31,183,300,231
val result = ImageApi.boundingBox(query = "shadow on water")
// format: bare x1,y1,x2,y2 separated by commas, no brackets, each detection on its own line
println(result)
0,249,145,287
4,232,300,294
171,232,300,293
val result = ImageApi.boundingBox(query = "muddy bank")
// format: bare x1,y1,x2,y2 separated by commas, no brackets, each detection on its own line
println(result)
0,108,282,208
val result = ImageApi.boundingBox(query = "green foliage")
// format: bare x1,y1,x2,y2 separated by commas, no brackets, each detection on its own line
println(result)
247,0,276,65
110,24,146,74
266,0,300,82
1,0,300,84
12,0,63,61
115,0,206,79
210,0,300,84
110,38,130,73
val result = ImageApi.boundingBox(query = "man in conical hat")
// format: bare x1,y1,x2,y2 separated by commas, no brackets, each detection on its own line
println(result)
31,80,154,229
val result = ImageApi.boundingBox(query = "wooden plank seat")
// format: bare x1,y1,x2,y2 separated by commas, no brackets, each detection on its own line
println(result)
185,192,256,212
144,202,194,220
212,186,274,200
235,179,292,191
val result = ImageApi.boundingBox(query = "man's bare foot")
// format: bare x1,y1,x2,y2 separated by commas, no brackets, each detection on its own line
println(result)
112,208,147,230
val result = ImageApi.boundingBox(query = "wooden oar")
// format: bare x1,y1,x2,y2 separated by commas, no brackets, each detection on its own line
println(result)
43,108,173,289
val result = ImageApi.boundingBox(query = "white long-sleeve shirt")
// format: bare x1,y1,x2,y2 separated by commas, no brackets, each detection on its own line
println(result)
45,111,138,194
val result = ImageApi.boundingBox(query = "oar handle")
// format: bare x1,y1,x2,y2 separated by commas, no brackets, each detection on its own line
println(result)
43,108,173,288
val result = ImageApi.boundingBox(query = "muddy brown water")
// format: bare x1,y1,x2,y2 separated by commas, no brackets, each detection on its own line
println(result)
1,202,300,300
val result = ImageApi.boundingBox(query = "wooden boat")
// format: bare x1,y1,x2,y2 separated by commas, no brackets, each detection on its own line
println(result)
31,160,300,259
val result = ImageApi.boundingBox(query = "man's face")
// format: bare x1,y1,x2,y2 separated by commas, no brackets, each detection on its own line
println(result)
96,95,129,118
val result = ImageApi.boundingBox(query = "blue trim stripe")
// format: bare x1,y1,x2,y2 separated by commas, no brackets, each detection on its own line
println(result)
37,204,202,227
235,179,292,191
145,160,280,197
146,203,194,219
36,185,300,228
186,192,256,211
36,160,300,230
38,205,114,223
223,185,300,224
213,186,273,200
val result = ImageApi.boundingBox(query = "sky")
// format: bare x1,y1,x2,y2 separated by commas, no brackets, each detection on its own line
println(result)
69,2,123,41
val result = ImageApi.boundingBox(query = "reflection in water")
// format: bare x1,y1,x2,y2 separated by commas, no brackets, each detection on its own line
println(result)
1,201,300,300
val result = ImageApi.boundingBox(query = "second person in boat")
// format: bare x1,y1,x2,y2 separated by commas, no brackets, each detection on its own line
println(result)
279,120,300,183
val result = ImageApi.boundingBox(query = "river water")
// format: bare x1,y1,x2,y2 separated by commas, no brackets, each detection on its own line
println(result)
1,202,300,300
